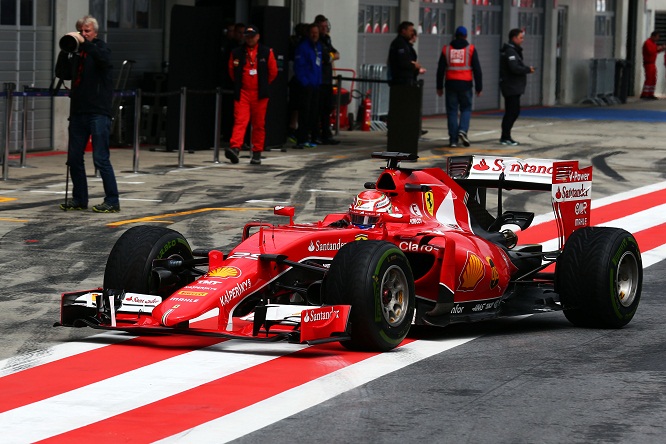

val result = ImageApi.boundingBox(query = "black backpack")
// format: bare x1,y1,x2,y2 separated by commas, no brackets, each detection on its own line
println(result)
49,50,77,96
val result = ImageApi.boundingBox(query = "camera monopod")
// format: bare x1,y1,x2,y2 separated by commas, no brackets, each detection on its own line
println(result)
63,163,70,211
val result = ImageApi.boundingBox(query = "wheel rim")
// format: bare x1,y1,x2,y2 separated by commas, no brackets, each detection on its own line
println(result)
616,251,639,308
380,265,409,326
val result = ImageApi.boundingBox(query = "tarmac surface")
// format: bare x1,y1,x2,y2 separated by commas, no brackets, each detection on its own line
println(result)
1,97,665,443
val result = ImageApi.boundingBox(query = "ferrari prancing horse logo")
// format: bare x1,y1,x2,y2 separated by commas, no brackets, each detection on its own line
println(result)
424,191,434,216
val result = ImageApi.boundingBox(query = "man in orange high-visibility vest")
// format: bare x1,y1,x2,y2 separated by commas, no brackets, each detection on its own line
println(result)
436,26,483,148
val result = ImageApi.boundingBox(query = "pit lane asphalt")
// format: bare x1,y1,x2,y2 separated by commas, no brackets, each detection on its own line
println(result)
1,97,665,442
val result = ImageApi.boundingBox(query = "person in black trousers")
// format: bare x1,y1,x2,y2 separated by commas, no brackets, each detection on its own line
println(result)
499,28,535,146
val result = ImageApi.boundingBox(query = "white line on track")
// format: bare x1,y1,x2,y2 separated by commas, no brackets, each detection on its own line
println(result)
156,337,479,444
0,333,130,377
0,342,306,443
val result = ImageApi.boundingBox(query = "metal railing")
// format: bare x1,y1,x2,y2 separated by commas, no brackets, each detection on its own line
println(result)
580,58,621,105
331,64,391,134
1,84,233,180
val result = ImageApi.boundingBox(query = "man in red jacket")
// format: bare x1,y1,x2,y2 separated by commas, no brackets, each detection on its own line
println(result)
227,25,278,165
641,31,665,100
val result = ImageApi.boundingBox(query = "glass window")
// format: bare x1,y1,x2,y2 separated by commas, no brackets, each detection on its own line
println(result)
92,0,162,29
20,0,31,25
596,0,615,12
358,3,398,34
35,0,51,26
516,0,544,7
419,1,453,35
1,0,17,25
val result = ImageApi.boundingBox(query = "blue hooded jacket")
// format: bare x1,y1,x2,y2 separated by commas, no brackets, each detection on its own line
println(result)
294,38,322,87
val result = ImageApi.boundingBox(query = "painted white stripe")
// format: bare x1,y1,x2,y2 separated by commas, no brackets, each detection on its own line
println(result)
597,203,666,232
245,199,290,204
530,181,666,227
156,336,479,444
0,332,130,377
0,310,218,378
539,203,666,253
642,244,666,268
306,189,349,194
0,341,305,443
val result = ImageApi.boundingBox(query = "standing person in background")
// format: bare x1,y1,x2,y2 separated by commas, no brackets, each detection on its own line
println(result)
498,28,535,146
641,31,665,99
293,23,323,149
436,26,482,148
312,14,340,145
387,21,425,86
61,15,120,213
220,22,246,143
287,23,308,143
226,25,278,165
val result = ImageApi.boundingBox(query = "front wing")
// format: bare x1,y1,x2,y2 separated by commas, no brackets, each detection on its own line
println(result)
56,289,352,346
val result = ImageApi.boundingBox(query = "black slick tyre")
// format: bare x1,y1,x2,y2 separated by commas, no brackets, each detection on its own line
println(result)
556,227,642,328
323,240,415,351
103,226,193,297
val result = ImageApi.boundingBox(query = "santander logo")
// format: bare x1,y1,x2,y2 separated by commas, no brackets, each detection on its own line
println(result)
473,159,490,171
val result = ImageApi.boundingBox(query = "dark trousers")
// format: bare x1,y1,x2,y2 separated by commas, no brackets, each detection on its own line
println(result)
67,114,119,206
313,83,333,141
296,85,319,144
501,94,521,140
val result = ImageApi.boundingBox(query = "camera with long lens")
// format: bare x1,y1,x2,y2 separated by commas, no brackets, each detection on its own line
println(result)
59,33,81,53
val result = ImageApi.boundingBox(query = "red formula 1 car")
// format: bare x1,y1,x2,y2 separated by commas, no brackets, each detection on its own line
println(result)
57,152,643,351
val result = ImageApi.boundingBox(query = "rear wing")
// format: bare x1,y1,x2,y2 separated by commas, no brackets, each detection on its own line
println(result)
447,156,592,248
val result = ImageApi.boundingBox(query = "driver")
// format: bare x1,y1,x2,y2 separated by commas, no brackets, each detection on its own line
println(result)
349,190,393,229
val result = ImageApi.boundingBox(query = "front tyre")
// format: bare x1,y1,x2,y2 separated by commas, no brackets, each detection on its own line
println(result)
323,240,415,351
556,227,642,328
103,226,193,297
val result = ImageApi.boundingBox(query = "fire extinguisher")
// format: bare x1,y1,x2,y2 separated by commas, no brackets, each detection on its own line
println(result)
361,91,372,131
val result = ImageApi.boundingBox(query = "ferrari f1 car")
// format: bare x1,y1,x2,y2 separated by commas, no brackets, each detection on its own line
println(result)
57,152,643,351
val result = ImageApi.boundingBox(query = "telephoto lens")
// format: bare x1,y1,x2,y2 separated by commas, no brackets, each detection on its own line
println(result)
59,34,79,52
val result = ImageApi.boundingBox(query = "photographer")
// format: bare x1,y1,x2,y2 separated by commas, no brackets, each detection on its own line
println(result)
60,15,120,213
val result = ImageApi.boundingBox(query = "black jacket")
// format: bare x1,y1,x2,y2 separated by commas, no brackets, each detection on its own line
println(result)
388,34,417,86
319,33,336,83
69,38,113,117
435,38,483,93
499,42,532,97
231,44,272,100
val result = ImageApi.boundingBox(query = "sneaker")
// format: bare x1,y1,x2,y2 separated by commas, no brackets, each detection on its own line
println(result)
500,138,519,146
293,143,305,149
92,202,120,213
224,147,239,164
306,141,318,148
458,131,471,147
250,151,262,165
287,134,297,144
60,199,87,211
449,142,458,148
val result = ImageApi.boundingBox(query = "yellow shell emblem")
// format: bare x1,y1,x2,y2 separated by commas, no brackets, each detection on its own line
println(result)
486,257,500,289
459,252,485,291
209,266,241,279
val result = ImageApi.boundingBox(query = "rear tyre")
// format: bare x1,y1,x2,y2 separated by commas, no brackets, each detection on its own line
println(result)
556,227,642,328
323,240,415,351
103,226,193,297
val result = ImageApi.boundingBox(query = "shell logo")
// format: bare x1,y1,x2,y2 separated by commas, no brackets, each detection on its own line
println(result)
209,266,241,279
355,234,369,241
458,252,485,291
486,257,499,289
